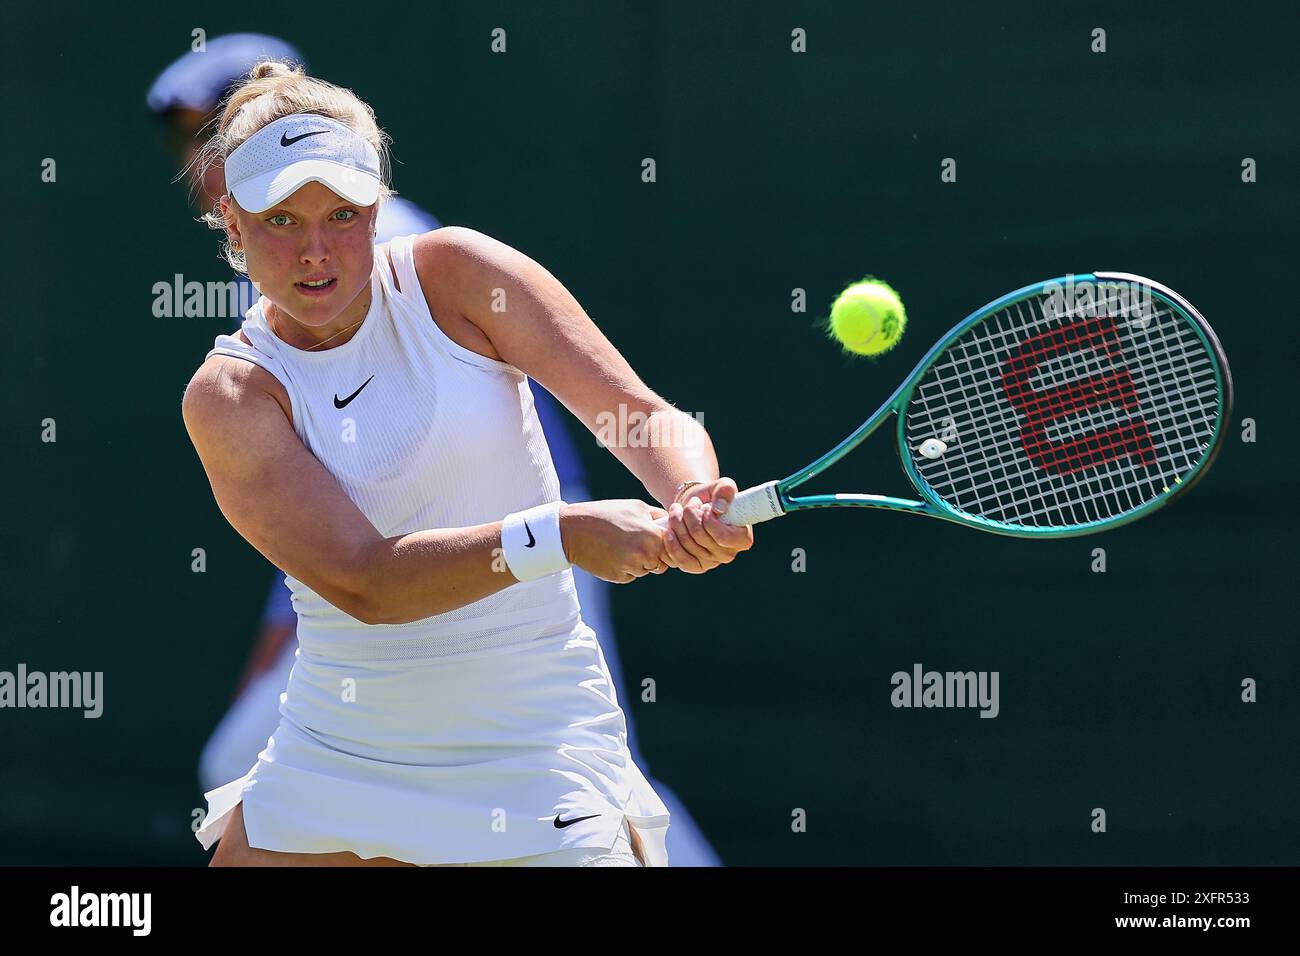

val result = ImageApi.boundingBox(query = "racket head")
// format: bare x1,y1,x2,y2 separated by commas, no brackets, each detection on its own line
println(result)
893,273,1232,537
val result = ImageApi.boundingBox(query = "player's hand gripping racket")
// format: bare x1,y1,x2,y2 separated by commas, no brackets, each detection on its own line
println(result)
658,273,1231,538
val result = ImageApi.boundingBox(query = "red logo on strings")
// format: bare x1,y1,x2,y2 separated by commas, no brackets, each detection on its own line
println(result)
1000,315,1157,475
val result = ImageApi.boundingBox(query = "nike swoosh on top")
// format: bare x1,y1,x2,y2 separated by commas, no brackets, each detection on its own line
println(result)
553,813,600,829
524,521,536,547
334,375,375,409
281,130,329,146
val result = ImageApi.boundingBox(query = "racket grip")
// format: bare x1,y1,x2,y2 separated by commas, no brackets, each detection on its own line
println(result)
652,480,785,529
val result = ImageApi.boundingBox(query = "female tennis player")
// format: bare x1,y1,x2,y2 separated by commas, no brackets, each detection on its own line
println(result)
183,61,752,867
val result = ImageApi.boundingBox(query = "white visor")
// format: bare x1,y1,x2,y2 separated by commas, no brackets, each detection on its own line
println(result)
224,113,383,214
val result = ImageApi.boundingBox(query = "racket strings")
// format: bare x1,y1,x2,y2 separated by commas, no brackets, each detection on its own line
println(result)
915,321,1214,456
942,304,1211,525
904,289,1222,528
927,302,1215,525
917,319,1216,497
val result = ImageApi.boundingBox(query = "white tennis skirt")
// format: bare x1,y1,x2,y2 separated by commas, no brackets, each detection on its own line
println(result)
194,618,670,866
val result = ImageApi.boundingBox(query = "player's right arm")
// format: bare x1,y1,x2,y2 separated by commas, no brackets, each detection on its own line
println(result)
181,355,669,626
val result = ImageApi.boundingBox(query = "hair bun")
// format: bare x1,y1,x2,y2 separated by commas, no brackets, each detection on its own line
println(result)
247,60,299,81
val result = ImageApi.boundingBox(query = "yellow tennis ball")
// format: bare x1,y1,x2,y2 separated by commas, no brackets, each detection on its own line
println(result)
827,279,907,356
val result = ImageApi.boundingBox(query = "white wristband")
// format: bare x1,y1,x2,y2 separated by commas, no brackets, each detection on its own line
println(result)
500,501,571,582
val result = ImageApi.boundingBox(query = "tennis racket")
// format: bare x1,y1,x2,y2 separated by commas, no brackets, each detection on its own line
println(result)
659,272,1231,538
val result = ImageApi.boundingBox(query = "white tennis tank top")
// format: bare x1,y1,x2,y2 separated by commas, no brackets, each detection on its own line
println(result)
206,234,582,662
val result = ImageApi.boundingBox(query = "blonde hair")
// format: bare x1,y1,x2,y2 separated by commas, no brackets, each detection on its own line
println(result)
189,59,395,274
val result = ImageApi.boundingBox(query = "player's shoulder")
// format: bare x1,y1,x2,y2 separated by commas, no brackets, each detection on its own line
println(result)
409,226,519,282
183,344,290,433
409,224,481,260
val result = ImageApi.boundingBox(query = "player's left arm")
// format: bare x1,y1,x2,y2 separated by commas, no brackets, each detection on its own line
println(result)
411,226,752,571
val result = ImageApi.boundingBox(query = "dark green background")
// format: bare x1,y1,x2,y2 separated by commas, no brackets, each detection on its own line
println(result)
3,2,1297,865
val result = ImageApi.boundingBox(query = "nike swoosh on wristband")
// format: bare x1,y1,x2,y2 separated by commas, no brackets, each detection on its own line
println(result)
334,375,374,409
524,520,536,547
553,814,600,829
281,130,330,146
